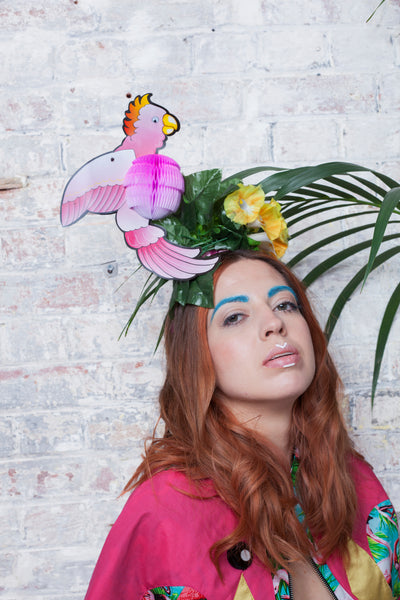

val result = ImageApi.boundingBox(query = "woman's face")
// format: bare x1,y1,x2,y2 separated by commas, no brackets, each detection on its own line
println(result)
207,259,316,414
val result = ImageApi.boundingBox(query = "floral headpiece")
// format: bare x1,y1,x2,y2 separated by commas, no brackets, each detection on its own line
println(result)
61,93,400,401
60,93,287,314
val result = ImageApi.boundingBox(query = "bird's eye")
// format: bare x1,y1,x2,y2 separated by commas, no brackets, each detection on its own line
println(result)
152,116,159,123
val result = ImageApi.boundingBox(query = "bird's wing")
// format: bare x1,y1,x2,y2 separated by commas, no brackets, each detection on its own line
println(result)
136,236,219,280
60,149,136,226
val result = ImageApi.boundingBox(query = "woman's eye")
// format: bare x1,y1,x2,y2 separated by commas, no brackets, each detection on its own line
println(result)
274,301,299,313
222,313,244,327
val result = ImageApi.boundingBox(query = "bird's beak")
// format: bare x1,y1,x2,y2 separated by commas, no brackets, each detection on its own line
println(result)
162,113,180,136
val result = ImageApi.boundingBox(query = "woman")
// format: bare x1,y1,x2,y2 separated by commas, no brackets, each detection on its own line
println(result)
84,249,400,600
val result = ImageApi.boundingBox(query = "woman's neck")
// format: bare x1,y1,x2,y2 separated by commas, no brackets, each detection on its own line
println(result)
221,397,294,461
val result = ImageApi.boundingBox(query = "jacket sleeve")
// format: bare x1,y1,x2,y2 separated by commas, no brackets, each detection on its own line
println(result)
84,471,239,600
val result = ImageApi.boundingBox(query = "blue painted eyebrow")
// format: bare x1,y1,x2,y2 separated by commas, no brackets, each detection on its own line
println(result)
268,285,298,300
211,295,249,322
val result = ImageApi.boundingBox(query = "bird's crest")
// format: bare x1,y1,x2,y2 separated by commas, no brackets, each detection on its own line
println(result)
123,93,152,136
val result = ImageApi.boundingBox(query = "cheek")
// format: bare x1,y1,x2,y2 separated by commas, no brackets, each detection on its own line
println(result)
208,337,241,384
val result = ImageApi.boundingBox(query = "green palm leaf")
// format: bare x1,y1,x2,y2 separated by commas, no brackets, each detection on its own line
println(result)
301,234,400,288
362,188,400,287
371,282,400,401
287,223,384,268
290,210,380,240
255,161,399,405
285,201,363,227
325,247,400,341
367,0,387,22
120,272,168,338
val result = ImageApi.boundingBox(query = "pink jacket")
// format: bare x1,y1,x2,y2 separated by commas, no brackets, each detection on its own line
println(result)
85,458,399,599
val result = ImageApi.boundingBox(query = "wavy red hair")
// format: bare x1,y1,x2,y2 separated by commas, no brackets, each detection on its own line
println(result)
124,249,362,572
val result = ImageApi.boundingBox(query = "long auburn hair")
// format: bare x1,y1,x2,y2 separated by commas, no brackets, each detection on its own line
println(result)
124,249,361,572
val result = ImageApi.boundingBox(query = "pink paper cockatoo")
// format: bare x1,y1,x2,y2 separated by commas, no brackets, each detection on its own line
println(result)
60,94,218,280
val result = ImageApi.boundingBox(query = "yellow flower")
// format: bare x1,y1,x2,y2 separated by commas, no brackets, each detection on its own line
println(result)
258,199,288,258
224,184,265,225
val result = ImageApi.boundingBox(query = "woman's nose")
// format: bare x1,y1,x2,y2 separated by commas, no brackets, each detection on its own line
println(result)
259,308,286,339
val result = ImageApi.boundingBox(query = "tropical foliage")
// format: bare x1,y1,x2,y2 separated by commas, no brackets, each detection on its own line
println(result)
252,161,400,403
122,161,400,404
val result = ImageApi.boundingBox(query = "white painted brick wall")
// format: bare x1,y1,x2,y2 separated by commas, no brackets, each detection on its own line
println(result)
1,0,399,596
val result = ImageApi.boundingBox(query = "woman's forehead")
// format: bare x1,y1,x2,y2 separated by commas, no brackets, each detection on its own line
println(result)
214,259,287,298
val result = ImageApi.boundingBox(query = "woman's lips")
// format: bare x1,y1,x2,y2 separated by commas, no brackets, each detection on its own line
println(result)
263,345,299,368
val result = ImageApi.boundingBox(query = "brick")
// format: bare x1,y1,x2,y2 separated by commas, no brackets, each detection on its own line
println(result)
112,359,164,400
0,92,55,134
379,71,400,112
0,134,60,178
0,459,84,500
17,412,85,456
0,363,114,410
379,474,400,513
55,39,128,83
247,74,378,117
273,118,340,162
162,123,206,170
92,0,213,34
0,34,55,87
63,218,131,267
213,0,330,26
1,227,65,270
23,503,88,547
192,33,256,75
87,405,158,451
0,318,66,367
351,388,400,430
0,0,98,34
331,27,394,71
61,131,122,174
377,161,400,182
1,547,95,595
204,120,272,166
352,431,400,471
342,116,400,160
259,29,330,72
0,420,17,458
0,178,63,226
166,79,244,123
212,0,395,26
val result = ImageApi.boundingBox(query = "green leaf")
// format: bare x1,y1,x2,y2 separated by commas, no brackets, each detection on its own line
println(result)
366,0,386,22
183,169,222,205
371,170,400,189
349,174,388,198
306,181,364,200
221,166,283,183
285,201,361,228
362,187,400,287
120,274,169,338
324,247,400,340
371,282,400,403
170,270,215,308
289,210,381,240
282,197,360,220
324,175,379,204
302,233,400,287
287,223,379,268
260,162,370,199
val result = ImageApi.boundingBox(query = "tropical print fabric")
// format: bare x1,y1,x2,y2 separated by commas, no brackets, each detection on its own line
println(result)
367,500,400,597
142,587,206,599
